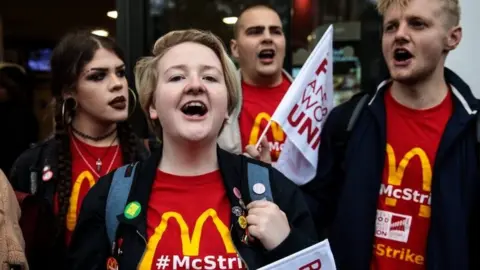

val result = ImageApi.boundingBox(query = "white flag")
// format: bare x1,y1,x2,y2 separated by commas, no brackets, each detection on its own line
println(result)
271,25,334,185
258,239,336,270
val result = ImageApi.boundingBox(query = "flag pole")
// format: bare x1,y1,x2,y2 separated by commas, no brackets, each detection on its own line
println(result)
255,120,272,149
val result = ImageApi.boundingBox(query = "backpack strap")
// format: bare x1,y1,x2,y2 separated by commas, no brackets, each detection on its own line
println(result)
476,110,480,144
347,93,370,132
476,111,480,165
28,144,45,195
332,92,370,167
105,162,139,246
245,159,274,202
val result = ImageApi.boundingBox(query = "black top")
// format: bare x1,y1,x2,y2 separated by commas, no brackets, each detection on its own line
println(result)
9,135,149,270
67,146,318,270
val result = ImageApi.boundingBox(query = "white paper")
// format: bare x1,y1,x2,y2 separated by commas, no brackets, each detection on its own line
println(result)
258,239,337,270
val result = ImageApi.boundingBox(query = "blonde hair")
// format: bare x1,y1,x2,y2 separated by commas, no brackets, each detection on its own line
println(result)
377,0,460,26
135,29,240,139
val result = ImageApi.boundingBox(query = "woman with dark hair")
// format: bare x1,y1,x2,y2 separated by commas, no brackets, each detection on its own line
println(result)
9,31,149,270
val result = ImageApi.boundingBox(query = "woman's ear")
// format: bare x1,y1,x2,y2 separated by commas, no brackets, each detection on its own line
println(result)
63,92,75,100
149,104,158,120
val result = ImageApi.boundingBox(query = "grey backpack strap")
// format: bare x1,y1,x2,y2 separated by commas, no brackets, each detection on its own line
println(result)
476,111,480,167
347,93,369,132
105,162,139,245
476,110,480,144
247,161,273,202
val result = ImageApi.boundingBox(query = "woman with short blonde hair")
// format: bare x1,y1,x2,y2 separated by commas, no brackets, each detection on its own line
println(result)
68,29,317,270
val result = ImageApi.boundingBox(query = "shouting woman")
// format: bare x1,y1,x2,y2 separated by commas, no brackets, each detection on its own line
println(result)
67,29,317,270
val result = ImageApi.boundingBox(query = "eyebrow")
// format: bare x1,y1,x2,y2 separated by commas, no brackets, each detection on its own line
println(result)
244,25,282,32
383,18,397,25
87,64,126,73
384,14,431,25
164,64,222,74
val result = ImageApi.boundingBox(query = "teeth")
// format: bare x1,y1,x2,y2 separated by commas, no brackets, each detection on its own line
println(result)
182,101,206,110
185,101,204,108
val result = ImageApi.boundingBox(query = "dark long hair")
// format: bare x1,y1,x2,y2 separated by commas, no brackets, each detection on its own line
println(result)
51,31,138,238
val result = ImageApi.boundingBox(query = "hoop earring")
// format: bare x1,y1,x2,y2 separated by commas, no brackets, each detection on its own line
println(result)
128,88,137,118
62,97,77,125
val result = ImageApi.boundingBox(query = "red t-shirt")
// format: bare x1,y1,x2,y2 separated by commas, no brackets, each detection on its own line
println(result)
139,170,246,270
371,89,452,269
238,75,291,161
56,135,123,245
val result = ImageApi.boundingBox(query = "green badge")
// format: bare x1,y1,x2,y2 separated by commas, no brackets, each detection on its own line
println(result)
124,201,141,219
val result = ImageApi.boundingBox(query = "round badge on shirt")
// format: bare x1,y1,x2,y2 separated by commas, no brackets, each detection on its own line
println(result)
124,201,142,219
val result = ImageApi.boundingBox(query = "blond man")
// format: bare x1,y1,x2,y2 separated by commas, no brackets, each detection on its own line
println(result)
303,0,478,269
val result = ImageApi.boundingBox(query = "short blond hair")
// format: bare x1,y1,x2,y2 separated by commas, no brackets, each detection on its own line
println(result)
135,29,240,139
377,0,460,26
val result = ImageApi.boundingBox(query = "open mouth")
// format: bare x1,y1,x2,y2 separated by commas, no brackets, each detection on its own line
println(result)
181,101,208,117
394,48,413,62
258,49,275,61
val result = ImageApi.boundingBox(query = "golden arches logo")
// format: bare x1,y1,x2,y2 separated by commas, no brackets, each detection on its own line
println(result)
139,208,236,270
66,170,96,231
248,112,285,146
385,143,432,218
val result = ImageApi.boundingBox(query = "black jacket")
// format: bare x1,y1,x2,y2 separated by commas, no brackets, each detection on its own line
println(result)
67,146,318,270
9,136,149,270
304,68,480,269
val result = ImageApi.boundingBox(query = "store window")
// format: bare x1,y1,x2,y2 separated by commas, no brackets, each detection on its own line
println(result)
146,0,292,68
143,0,386,105
292,0,386,105
1,0,118,140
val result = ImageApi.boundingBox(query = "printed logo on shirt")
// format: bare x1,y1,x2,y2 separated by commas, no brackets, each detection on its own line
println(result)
249,112,285,158
139,208,244,270
67,170,96,231
382,144,432,218
153,255,243,270
379,184,431,205
373,243,425,265
375,210,412,243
